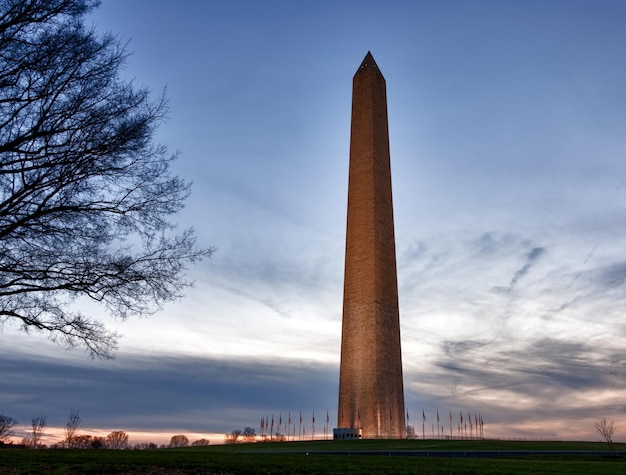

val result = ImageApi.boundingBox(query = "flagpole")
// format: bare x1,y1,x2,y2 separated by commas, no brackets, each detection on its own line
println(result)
326,410,330,440
406,411,409,439
460,412,464,440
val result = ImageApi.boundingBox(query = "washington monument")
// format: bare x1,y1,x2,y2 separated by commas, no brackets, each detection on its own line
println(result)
337,52,406,439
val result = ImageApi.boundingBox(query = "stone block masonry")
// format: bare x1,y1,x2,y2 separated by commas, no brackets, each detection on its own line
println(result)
337,52,406,439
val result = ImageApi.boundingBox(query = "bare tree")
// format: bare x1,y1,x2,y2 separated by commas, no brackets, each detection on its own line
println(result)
0,0,212,359
224,429,242,444
242,427,257,443
90,436,105,449
68,434,98,449
30,414,47,448
169,434,189,448
191,438,210,446
0,412,17,442
595,417,616,452
64,409,81,448
133,442,157,450
105,431,129,449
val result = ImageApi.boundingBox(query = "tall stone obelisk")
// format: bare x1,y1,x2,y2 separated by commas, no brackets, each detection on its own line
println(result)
337,52,406,439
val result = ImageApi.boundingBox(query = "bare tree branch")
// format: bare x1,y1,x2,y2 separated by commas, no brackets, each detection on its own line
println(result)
0,0,213,358
0,411,17,442
594,417,616,452
64,409,80,448
30,413,47,448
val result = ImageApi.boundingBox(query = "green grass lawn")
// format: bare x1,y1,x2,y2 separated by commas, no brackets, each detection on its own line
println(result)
1,439,625,474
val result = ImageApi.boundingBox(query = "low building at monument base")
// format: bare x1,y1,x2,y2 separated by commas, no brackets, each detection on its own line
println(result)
333,428,363,440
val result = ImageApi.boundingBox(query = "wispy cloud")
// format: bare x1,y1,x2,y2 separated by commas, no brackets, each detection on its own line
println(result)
508,246,545,289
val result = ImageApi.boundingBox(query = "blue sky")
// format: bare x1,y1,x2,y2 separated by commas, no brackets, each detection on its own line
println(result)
2,0,626,444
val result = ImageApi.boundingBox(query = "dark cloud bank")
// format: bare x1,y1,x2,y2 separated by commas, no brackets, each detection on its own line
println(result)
426,336,626,424
0,352,337,435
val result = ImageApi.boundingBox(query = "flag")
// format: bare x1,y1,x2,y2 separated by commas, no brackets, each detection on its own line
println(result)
312,410,315,424
437,410,439,423
422,409,426,422
327,410,329,424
